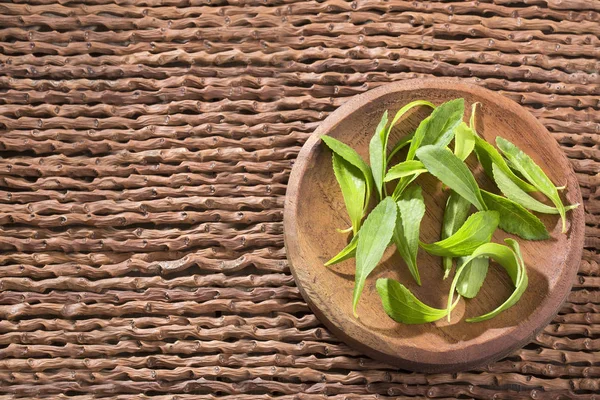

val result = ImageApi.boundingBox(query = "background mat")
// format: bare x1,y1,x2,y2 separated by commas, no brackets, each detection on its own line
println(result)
0,0,599,398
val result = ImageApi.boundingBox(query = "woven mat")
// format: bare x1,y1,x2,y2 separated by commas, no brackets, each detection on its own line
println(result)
0,1,599,398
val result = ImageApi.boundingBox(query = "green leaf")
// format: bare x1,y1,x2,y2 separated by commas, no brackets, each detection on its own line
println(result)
456,257,489,299
394,99,464,200
441,191,472,278
332,154,366,235
383,100,435,198
389,100,436,129
496,137,568,233
393,186,426,285
376,278,450,324
369,111,390,200
466,238,529,322
416,145,487,211
385,100,436,167
321,135,374,215
473,136,537,193
493,165,578,215
407,98,465,160
391,171,422,201
505,239,525,284
384,160,427,182
492,163,562,214
387,133,414,164
454,122,476,161
420,211,499,257
324,233,358,267
353,197,397,316
406,115,432,161
481,190,549,240
446,242,520,322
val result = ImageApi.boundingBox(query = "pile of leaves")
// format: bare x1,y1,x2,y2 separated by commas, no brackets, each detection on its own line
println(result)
321,99,578,324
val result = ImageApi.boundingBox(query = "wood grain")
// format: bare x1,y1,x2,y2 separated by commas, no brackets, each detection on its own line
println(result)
284,78,585,373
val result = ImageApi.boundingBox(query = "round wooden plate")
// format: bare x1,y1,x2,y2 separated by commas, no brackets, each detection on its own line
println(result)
283,78,585,373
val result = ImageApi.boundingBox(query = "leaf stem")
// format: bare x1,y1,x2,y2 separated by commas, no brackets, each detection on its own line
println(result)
336,226,353,234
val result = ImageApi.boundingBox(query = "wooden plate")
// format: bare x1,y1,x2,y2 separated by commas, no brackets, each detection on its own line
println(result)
283,78,585,373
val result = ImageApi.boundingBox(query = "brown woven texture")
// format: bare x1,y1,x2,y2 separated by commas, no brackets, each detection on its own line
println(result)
0,0,599,398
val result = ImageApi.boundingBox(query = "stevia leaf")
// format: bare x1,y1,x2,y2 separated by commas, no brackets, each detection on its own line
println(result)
385,99,436,162
394,99,464,200
384,160,427,182
481,190,549,240
321,136,370,177
446,242,519,322
406,98,465,161
376,278,449,324
387,133,414,164
416,145,487,211
422,98,464,148
324,234,358,267
473,137,500,181
454,122,476,161
391,171,422,201
369,102,431,201
456,257,490,299
420,211,499,257
369,111,390,200
466,238,528,322
506,238,525,284
332,154,366,235
406,115,432,161
496,137,558,196
381,100,435,197
353,197,397,316
321,135,374,214
496,137,568,233
393,186,426,285
389,100,436,129
473,136,537,193
441,191,472,278
492,163,562,214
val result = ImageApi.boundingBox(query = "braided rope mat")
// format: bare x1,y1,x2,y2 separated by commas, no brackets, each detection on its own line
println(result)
0,0,599,398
